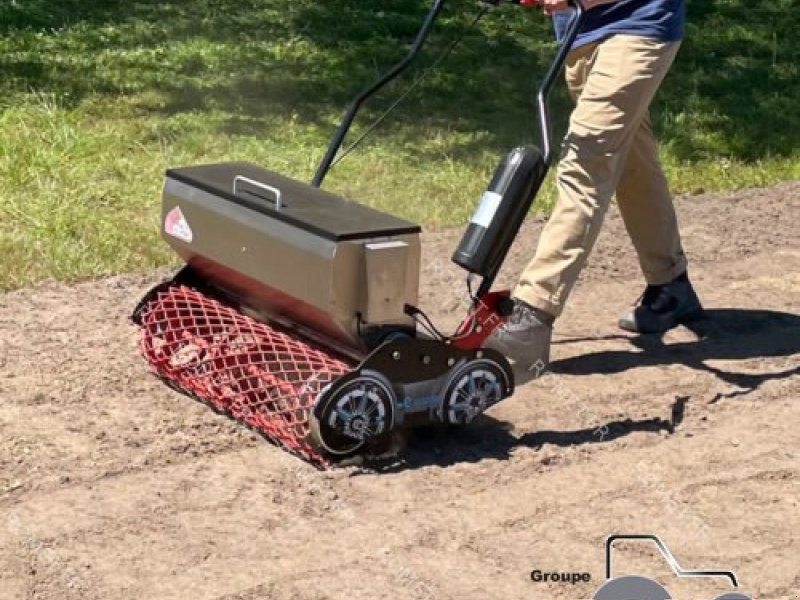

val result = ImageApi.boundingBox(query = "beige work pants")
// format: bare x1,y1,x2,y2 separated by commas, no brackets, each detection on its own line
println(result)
514,34,688,317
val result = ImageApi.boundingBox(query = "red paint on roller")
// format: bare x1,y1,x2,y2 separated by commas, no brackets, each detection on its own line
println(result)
137,285,353,466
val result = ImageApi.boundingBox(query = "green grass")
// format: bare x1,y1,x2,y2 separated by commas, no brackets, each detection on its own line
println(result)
1,0,798,290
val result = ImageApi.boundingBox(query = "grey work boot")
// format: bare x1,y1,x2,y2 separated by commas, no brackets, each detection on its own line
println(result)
619,272,703,334
485,299,554,381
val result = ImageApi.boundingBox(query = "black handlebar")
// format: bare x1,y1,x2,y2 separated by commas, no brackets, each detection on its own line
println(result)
311,0,449,187
538,0,585,163
311,0,586,188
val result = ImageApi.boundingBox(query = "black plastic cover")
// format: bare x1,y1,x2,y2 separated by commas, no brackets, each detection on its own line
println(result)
167,162,421,242
451,146,547,280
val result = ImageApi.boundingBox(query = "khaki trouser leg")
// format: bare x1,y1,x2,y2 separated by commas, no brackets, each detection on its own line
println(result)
615,111,687,285
514,35,682,317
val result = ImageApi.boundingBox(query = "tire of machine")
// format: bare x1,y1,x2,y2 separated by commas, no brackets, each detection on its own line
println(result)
439,358,507,426
310,370,396,457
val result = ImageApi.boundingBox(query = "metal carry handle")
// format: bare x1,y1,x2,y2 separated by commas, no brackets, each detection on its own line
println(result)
233,175,283,211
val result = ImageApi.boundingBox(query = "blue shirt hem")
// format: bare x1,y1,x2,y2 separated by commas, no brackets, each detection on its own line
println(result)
571,27,684,49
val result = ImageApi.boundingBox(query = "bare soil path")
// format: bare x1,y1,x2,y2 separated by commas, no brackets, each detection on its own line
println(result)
1,183,798,600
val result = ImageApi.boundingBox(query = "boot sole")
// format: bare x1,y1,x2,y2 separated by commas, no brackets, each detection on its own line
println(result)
618,306,705,335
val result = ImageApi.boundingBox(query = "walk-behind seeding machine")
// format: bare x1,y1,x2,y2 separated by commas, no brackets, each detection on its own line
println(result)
132,0,585,466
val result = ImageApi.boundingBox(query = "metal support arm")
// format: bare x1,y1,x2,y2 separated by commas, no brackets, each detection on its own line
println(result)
311,0,448,188
537,0,585,165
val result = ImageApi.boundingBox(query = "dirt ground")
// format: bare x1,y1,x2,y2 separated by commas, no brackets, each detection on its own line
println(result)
1,182,798,600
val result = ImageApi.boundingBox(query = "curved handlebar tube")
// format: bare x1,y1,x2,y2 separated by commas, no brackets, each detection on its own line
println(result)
311,0,449,187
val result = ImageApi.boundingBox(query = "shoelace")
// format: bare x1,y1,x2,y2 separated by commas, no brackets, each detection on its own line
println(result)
508,304,530,326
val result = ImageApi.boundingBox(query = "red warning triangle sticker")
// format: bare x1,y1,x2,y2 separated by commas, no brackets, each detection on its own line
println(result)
164,206,193,243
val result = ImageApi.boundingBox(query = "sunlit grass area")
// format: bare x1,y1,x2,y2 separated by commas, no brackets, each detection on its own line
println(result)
1,0,798,289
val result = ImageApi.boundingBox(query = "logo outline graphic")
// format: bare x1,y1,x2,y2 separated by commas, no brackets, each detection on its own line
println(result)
164,206,193,243
592,534,752,600
605,534,739,588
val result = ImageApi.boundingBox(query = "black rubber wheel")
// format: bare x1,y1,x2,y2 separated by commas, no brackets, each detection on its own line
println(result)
439,359,506,426
310,371,395,457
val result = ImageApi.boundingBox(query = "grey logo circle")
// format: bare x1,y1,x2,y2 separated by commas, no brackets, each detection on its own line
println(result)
594,575,672,600
711,595,752,600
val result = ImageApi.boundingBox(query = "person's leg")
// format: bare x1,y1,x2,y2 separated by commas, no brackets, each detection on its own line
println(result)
615,111,687,284
488,35,681,374
483,42,595,377
513,35,681,318
613,109,702,333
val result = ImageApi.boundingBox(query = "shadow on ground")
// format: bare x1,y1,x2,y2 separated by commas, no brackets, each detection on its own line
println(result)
369,308,800,472
552,309,800,403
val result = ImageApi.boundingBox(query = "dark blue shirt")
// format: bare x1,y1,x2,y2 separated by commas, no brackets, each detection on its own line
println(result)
553,0,686,48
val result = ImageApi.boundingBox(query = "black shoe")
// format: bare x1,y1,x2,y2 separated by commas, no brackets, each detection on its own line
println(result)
485,299,554,379
619,272,704,334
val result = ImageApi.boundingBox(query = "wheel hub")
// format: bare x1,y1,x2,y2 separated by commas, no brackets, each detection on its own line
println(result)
312,373,395,456
331,384,387,441
445,366,503,425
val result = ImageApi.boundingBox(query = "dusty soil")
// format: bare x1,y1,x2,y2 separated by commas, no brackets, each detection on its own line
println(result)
1,182,799,600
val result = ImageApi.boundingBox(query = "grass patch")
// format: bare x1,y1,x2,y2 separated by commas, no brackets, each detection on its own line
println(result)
0,0,798,290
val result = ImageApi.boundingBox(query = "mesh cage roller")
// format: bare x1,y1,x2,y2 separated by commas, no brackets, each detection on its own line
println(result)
137,285,353,466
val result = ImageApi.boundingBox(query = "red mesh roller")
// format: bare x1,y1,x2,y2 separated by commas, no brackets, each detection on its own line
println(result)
137,285,353,465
